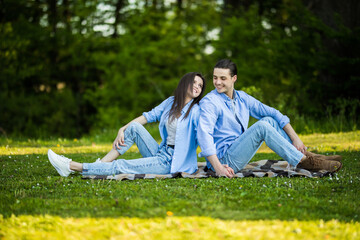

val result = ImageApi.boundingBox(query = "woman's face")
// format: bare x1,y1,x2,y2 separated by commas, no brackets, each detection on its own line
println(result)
187,75,204,99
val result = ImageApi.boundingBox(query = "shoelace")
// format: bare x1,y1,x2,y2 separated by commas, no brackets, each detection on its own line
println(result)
59,155,72,162
307,155,322,168
59,155,74,172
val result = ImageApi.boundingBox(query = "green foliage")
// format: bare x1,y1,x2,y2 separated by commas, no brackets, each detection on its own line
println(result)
213,1,360,118
86,4,220,130
0,0,359,137
1,0,221,137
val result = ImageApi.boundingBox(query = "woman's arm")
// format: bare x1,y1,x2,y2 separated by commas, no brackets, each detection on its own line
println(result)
113,97,171,150
113,115,148,150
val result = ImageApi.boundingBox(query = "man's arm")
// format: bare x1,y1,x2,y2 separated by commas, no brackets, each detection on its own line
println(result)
246,92,290,129
244,92,306,152
283,123,307,153
197,98,234,178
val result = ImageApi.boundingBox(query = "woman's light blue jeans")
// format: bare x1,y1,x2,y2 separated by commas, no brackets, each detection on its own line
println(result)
82,122,172,175
220,117,304,173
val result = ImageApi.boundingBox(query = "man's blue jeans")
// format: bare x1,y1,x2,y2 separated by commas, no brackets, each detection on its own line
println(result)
221,117,304,173
82,122,172,175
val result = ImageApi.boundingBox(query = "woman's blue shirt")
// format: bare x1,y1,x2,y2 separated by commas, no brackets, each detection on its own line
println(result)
143,96,200,174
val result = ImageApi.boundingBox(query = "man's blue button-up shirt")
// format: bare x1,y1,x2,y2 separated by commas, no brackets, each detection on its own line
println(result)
197,89,290,160
143,96,200,174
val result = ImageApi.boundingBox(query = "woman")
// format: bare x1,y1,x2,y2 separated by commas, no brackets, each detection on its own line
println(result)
48,72,206,177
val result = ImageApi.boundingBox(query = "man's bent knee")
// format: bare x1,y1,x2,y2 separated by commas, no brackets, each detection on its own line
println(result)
259,117,278,127
254,120,271,130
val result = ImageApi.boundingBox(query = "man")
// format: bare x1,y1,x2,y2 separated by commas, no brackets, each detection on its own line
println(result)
197,59,342,177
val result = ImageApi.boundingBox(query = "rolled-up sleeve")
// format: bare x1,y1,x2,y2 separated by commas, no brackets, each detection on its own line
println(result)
197,98,218,157
246,93,290,128
143,97,173,123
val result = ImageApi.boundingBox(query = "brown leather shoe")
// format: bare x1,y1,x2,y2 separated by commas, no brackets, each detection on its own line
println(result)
297,155,342,172
305,151,342,162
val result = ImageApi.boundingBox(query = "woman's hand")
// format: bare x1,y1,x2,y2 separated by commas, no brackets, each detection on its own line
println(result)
112,128,127,150
292,138,307,153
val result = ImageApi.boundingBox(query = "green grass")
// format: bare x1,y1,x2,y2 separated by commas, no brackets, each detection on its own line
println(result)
0,151,359,221
0,131,359,239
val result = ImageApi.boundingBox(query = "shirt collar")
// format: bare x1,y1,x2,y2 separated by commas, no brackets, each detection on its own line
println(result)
214,89,237,102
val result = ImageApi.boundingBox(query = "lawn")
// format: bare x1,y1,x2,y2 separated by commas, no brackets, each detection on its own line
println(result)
0,131,359,239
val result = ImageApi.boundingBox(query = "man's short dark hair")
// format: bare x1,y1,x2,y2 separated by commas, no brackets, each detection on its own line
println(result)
214,59,237,77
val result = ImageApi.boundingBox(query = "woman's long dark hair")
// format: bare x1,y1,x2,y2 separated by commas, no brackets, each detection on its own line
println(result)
168,72,206,122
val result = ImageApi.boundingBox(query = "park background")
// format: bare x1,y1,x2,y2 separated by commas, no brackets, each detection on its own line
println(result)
1,0,360,239
1,0,359,139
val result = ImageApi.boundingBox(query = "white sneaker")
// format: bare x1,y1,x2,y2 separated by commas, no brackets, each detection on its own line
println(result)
47,149,73,177
94,158,101,163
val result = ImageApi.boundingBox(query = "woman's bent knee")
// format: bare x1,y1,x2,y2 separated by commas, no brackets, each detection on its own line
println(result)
126,121,143,135
128,121,142,129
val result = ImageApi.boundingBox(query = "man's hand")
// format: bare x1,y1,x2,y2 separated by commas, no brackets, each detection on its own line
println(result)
283,123,307,153
292,138,307,153
206,155,234,178
112,128,127,150
216,164,234,178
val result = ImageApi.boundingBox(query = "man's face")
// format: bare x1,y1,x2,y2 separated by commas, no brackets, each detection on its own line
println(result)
213,68,237,98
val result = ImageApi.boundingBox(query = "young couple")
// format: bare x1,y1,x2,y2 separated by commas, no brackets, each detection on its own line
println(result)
48,60,342,178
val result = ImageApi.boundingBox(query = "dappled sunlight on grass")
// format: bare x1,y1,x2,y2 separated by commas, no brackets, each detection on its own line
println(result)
258,131,360,153
0,144,138,155
1,215,359,240
1,131,359,156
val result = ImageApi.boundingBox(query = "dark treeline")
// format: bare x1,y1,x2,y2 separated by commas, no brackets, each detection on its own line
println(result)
1,0,359,138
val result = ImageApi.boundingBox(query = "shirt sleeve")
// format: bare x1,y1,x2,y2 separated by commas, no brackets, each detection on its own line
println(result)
190,105,200,146
197,98,218,157
244,92,290,128
142,96,173,123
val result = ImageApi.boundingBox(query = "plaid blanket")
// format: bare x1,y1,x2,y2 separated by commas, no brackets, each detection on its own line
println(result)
82,160,331,181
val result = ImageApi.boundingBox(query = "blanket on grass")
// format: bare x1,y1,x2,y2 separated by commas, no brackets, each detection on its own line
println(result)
82,160,331,181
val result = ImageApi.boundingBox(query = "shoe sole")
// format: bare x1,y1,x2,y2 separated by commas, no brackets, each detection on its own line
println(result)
48,150,67,177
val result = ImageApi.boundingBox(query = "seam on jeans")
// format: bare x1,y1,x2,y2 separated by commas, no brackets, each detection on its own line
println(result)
135,131,158,157
124,161,167,170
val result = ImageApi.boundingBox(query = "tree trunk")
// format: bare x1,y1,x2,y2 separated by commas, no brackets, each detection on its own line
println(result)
177,0,182,10
112,0,124,38
63,0,71,32
47,0,57,34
